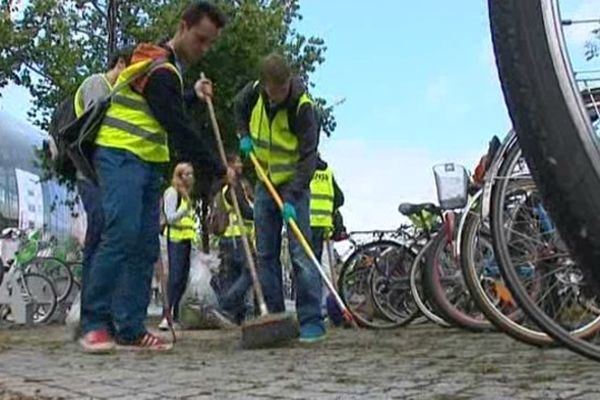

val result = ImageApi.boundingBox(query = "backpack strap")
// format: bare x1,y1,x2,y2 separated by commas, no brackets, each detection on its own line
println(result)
163,189,182,241
108,58,168,100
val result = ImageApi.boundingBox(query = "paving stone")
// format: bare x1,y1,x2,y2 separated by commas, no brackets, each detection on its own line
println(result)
0,324,596,400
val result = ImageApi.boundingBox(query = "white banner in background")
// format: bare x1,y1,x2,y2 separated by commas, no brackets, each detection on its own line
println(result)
15,168,44,230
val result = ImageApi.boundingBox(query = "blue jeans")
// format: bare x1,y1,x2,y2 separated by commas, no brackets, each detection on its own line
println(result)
81,147,162,342
218,237,253,323
76,178,104,326
311,227,325,264
254,183,323,328
166,239,191,321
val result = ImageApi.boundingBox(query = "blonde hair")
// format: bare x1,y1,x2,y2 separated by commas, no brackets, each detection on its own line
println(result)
171,162,194,199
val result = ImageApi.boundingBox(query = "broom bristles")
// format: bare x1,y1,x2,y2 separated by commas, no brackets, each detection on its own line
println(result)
241,312,298,349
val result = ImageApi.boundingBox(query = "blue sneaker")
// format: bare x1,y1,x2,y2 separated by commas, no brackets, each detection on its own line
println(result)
299,323,327,343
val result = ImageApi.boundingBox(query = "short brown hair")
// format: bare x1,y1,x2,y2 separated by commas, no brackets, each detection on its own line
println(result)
182,1,227,29
260,53,291,86
107,47,133,70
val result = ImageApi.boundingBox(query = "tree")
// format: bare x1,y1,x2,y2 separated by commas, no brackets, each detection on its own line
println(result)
0,0,336,138
1,0,336,250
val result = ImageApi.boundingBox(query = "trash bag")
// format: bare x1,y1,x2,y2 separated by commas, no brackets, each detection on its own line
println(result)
179,250,222,330
65,291,81,340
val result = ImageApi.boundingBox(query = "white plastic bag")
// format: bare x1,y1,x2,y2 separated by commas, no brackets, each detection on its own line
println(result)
65,291,81,340
186,250,219,306
179,249,221,329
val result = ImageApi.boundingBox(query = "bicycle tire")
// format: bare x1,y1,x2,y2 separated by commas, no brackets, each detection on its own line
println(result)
461,211,556,346
409,237,451,327
25,257,74,303
21,272,58,324
338,240,415,329
423,227,494,332
69,261,83,287
368,241,419,327
489,0,600,290
490,133,600,359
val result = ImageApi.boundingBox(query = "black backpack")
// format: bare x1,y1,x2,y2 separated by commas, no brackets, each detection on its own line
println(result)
51,58,168,184
47,95,78,181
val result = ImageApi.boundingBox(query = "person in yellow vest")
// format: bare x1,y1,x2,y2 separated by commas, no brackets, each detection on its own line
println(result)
80,1,234,353
210,153,255,326
234,53,325,342
310,156,344,263
66,48,131,341
158,163,197,331
310,156,345,326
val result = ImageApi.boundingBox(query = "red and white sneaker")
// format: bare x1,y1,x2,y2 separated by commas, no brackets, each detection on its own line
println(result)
79,329,116,354
117,332,173,352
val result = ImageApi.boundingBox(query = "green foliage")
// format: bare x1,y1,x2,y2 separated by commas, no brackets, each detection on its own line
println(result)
1,0,336,149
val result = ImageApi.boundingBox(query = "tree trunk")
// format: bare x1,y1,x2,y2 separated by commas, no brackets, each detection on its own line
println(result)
107,0,118,62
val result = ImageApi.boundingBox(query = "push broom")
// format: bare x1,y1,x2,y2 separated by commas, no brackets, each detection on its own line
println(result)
202,74,298,349
248,153,357,327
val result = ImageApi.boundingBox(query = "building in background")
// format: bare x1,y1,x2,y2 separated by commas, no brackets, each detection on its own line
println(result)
0,111,85,243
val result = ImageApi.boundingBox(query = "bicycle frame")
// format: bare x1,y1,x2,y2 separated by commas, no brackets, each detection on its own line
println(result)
480,130,518,221
455,189,483,260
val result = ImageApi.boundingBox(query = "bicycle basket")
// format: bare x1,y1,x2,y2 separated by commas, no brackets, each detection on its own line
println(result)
433,163,469,210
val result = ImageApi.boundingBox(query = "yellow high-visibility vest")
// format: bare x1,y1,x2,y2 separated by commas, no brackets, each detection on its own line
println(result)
310,167,334,228
95,59,182,163
222,186,254,239
164,196,197,242
249,82,313,185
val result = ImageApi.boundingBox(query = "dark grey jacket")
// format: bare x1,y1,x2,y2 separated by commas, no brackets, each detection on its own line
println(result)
234,77,319,202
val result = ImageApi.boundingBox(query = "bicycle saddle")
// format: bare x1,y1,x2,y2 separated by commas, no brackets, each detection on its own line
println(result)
398,202,439,217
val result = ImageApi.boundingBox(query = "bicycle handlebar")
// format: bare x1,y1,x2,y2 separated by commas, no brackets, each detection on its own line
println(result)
0,227,25,240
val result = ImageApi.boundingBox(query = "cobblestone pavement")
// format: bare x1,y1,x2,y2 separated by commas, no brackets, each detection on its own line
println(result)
0,323,597,400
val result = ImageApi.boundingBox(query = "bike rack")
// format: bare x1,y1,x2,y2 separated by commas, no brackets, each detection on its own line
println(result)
0,272,35,326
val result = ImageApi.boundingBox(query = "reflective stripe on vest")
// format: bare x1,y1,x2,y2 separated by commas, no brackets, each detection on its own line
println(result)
222,186,254,238
249,83,313,186
74,74,111,118
310,167,334,228
165,196,196,241
95,60,183,163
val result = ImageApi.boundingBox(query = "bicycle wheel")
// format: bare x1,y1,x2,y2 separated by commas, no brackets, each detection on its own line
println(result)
423,227,494,332
368,242,419,327
491,141,600,360
21,272,58,324
25,257,73,303
461,211,557,346
409,237,451,327
489,0,600,290
69,262,83,287
338,240,413,329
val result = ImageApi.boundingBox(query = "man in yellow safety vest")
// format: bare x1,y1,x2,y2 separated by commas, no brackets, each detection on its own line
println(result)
80,1,234,353
234,53,325,342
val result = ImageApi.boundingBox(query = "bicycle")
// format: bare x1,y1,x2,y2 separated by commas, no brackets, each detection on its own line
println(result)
15,229,75,303
337,227,426,329
460,131,568,346
490,0,600,360
409,163,493,332
0,228,58,325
